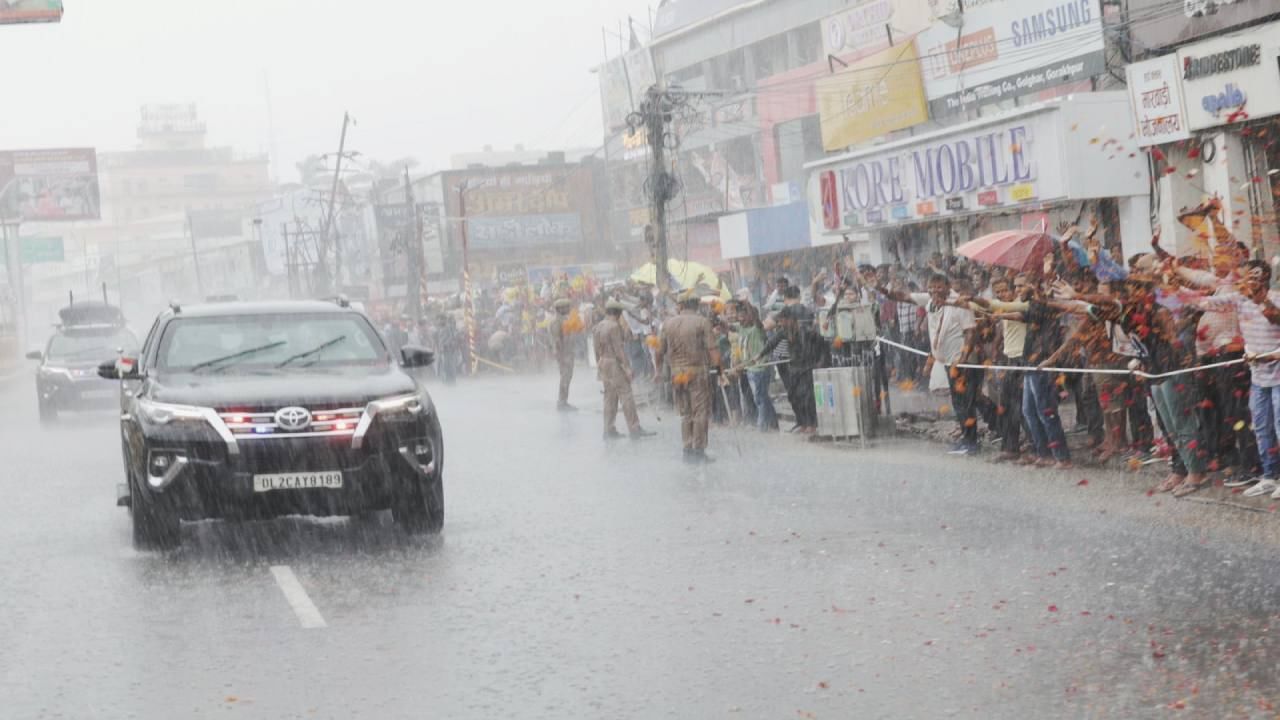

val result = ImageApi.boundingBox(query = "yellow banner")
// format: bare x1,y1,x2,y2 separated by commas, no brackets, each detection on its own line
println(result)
816,41,928,152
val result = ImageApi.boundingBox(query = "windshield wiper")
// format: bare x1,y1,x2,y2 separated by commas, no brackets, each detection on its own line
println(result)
190,341,287,373
276,335,348,368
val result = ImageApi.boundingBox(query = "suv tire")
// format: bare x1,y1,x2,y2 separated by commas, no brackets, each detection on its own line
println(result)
130,473,181,550
392,477,444,534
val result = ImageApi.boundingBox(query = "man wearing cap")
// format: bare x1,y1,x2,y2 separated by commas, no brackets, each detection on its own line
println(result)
593,300,655,441
550,298,576,411
658,290,722,463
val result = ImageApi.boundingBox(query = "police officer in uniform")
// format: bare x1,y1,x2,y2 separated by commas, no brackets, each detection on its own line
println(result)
657,290,722,463
592,299,656,441
550,298,577,411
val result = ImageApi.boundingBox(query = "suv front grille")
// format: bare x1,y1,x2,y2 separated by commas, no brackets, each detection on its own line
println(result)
217,406,365,440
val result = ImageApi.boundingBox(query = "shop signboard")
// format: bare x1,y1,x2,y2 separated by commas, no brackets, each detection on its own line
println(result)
495,263,529,285
20,236,64,264
1128,0,1280,52
0,148,100,222
1125,54,1192,147
916,0,1106,118
820,0,934,61
815,42,930,151
467,214,583,249
806,94,1148,236
1176,22,1280,131
816,114,1052,232
0,1,62,25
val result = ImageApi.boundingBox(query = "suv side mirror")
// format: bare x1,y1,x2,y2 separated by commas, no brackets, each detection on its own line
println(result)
25,350,42,361
98,357,140,380
400,345,435,368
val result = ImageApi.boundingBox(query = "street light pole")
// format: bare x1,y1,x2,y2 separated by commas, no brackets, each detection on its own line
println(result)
1,219,26,351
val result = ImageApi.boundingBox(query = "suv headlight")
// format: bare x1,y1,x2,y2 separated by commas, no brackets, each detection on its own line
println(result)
137,398,209,426
40,366,72,380
369,392,429,417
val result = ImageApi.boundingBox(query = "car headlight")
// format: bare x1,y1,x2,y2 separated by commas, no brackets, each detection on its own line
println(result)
40,366,72,380
137,398,209,426
369,392,429,417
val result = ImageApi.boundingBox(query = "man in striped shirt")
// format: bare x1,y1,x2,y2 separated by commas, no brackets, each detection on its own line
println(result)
1192,260,1280,497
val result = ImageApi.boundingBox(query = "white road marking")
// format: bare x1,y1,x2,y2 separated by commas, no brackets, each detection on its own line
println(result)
270,565,327,629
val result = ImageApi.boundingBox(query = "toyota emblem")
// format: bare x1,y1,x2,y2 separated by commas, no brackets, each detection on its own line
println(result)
274,406,312,432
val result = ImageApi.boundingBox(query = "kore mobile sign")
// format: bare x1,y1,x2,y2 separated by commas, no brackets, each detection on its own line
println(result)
0,148,100,222
916,0,1106,118
806,94,1147,234
0,0,62,25
815,114,1057,232
1176,22,1280,131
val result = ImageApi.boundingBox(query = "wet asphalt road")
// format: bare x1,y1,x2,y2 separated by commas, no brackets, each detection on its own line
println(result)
3,370,1280,719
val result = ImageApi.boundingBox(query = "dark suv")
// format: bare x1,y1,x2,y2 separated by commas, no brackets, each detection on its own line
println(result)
100,300,444,549
28,302,138,422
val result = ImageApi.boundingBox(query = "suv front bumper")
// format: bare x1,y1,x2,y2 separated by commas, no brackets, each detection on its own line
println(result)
134,409,441,521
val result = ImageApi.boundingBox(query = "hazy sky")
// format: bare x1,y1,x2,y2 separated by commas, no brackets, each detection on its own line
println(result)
2,0,653,180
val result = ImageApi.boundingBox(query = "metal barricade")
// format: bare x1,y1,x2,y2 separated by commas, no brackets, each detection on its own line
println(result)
814,366,877,444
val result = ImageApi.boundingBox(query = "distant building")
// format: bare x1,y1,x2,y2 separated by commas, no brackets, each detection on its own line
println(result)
100,104,272,226
449,145,598,170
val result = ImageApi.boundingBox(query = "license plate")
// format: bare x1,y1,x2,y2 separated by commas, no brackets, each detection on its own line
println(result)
252,471,344,493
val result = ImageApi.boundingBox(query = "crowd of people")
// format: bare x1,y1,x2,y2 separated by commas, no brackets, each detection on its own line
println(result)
372,200,1280,491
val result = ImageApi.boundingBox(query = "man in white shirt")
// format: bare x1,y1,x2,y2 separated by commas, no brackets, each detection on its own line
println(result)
882,273,981,455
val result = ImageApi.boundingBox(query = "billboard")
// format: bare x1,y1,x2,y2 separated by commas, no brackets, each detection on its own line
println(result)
820,0,934,61
815,42,929,151
0,0,62,25
1129,0,1280,53
599,48,657,132
0,148,101,222
916,0,1106,118
374,203,445,289
445,166,601,254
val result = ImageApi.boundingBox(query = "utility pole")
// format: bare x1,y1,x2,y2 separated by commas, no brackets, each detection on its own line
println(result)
403,165,422,325
318,112,351,296
186,211,205,299
458,182,477,375
632,85,683,305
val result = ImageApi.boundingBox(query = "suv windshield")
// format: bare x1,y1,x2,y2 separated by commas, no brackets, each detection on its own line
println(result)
47,329,138,362
156,313,387,372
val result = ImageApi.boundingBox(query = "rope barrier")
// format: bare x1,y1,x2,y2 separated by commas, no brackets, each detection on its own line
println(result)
874,336,1280,381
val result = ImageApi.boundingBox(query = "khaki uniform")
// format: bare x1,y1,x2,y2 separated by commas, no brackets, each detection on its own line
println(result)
660,311,716,450
592,317,640,432
550,314,574,405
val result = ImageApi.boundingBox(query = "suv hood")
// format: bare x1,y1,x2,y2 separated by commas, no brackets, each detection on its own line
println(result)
148,366,418,410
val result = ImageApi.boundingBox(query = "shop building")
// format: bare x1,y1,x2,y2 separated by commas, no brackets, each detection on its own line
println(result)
1124,9,1280,256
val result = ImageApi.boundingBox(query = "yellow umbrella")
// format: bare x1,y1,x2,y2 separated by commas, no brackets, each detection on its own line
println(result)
630,259,731,300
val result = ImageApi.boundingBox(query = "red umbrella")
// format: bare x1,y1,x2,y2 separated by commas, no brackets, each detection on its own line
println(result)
956,230,1056,272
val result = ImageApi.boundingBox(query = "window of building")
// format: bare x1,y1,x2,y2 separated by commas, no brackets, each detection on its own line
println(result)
668,62,706,91
184,174,218,191
750,33,790,83
709,49,747,92
788,22,822,70
775,115,826,185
